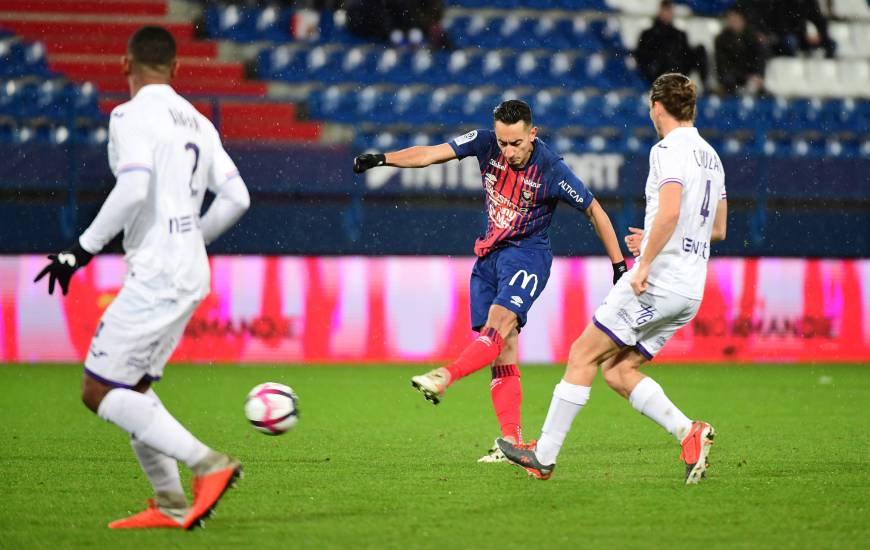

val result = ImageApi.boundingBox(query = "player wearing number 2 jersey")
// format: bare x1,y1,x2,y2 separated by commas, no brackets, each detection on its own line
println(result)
34,27,249,529
498,73,728,484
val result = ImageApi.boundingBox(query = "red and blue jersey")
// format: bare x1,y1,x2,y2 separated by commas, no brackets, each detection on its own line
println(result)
449,129,594,257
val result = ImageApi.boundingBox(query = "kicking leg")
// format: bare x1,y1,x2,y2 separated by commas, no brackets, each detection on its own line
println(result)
412,305,516,405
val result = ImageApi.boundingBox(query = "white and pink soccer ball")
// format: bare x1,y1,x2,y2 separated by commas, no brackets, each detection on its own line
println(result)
244,382,299,435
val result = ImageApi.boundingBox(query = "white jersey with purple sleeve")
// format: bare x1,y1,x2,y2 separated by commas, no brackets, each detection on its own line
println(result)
640,127,726,299
106,84,240,300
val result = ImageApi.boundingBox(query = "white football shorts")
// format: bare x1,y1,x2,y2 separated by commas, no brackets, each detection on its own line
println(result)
84,285,200,388
592,270,701,360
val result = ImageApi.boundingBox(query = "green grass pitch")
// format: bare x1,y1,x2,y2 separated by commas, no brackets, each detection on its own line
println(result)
1,363,868,549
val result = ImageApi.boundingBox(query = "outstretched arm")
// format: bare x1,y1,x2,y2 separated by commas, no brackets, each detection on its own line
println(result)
354,143,457,172
386,143,457,167
584,198,627,283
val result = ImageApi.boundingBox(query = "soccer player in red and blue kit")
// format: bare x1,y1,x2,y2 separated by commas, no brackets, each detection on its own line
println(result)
353,100,626,461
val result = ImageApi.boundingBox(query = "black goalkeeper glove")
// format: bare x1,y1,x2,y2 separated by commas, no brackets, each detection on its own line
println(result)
612,260,628,285
353,153,386,174
33,241,93,296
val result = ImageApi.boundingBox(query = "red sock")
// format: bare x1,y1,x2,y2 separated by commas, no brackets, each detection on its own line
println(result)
490,364,522,442
444,327,504,385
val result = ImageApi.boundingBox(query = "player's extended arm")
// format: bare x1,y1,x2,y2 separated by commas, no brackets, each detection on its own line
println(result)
711,199,727,243
201,175,251,245
631,183,682,295
353,143,456,173
33,170,150,295
584,199,627,283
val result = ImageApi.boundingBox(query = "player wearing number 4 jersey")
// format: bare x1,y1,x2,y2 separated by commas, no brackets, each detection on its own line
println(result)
354,100,626,462
498,73,727,484
34,27,249,528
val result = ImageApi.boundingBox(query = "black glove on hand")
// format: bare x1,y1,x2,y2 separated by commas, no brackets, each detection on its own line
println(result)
353,153,386,174
612,260,628,285
33,242,93,295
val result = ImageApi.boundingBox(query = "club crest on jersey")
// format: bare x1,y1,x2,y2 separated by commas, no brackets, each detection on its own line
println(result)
521,189,533,204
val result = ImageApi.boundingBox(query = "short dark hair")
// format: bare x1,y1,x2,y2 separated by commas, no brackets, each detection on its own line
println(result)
660,0,673,8
493,99,533,126
128,26,176,68
650,72,697,121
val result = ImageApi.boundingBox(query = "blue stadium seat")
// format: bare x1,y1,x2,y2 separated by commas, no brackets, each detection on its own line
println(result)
308,85,357,121
460,87,500,124
206,5,292,43
428,86,466,126
355,86,397,124
258,45,309,81
532,89,568,128
340,46,380,84
0,39,50,78
304,46,345,85
445,49,486,86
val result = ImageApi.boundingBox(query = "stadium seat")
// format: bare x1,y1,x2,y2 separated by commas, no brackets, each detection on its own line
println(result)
677,17,721,55
838,59,870,98
765,58,811,97
606,0,659,16
826,22,870,59
805,59,841,97
830,0,870,20
608,16,648,51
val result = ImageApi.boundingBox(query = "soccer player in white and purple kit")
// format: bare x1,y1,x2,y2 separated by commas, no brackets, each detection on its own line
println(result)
34,27,249,528
498,74,728,484
354,100,627,461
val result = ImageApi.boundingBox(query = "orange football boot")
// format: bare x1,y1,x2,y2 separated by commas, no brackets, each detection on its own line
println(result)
182,453,242,530
108,499,183,529
680,421,716,484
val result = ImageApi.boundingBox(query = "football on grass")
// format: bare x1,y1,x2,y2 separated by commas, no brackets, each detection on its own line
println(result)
244,382,299,435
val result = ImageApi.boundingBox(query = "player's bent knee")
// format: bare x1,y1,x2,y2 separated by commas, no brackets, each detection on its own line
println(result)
80,374,112,413
485,306,518,338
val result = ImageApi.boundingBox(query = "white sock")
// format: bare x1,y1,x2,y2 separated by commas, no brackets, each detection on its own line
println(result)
629,377,693,442
130,389,185,496
98,388,210,468
535,380,591,465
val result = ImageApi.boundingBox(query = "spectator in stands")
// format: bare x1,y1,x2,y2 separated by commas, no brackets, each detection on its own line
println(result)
736,0,835,58
634,1,709,88
345,0,448,48
714,8,766,94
